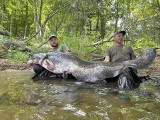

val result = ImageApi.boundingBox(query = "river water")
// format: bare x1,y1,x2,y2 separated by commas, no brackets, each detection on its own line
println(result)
0,70,160,120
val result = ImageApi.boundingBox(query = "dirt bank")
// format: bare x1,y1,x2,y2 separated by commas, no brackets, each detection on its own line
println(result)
0,59,28,71
137,55,160,77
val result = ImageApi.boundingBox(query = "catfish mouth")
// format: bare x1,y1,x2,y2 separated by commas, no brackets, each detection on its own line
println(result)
38,59,56,72
46,59,55,71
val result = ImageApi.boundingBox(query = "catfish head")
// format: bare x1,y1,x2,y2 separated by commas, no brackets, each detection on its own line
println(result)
28,52,48,60
27,52,49,67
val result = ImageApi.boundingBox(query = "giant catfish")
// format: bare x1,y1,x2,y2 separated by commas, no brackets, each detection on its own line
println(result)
28,48,156,82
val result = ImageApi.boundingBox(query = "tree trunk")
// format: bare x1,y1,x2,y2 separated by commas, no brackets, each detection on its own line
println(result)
25,4,69,43
157,0,160,9
99,0,105,39
24,1,28,39
39,0,44,39
96,10,99,32
34,0,38,40
9,17,12,38
114,0,119,32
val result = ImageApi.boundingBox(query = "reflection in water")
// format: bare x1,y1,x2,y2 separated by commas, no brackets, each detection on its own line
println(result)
0,71,160,120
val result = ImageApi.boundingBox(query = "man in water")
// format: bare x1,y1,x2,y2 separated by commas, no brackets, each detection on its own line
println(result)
27,34,70,80
104,31,141,90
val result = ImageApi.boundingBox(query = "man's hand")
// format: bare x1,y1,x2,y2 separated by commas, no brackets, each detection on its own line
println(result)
27,59,38,67
104,56,110,62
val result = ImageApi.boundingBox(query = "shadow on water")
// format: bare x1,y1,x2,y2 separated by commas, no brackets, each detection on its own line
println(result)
0,70,160,120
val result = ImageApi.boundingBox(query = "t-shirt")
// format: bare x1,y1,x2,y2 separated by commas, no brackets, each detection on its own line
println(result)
52,44,69,53
105,44,136,62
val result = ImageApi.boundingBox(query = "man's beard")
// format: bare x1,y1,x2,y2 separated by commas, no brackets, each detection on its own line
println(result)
51,44,58,47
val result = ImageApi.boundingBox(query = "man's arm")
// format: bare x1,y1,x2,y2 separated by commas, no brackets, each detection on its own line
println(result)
27,59,38,67
61,44,70,53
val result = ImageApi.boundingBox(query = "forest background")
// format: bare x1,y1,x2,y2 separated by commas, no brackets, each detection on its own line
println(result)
0,0,160,62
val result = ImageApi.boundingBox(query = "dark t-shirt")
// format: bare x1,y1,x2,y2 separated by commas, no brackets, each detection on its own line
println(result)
105,44,136,62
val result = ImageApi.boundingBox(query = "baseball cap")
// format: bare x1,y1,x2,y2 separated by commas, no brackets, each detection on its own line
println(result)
114,31,126,36
48,34,57,41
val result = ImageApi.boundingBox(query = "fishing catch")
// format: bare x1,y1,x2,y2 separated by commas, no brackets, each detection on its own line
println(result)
28,48,156,83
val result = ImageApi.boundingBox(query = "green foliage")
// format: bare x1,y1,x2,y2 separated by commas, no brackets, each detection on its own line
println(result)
8,48,28,62
133,38,158,49
0,0,159,57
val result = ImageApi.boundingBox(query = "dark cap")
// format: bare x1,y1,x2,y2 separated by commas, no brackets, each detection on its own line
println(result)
114,31,126,36
48,34,57,41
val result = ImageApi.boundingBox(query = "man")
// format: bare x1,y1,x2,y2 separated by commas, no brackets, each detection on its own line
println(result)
104,31,136,63
104,31,141,90
27,34,70,80
48,34,70,53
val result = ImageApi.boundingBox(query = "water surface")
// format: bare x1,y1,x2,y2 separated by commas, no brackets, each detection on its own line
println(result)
0,70,160,120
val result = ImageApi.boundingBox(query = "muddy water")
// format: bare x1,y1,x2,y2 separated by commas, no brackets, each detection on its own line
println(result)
0,70,160,120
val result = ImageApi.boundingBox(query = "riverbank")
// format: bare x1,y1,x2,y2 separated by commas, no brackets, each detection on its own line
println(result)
137,55,160,77
0,59,28,71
